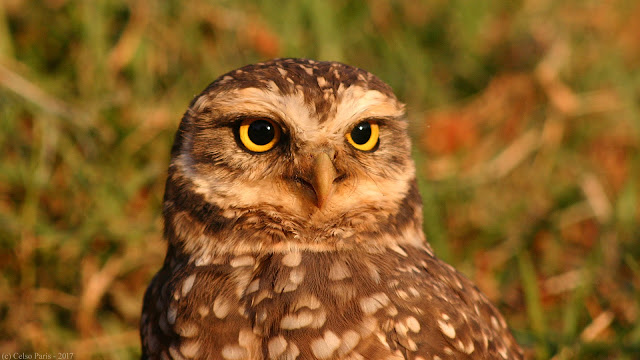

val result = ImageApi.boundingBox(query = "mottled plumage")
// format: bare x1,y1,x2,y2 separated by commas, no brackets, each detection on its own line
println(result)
141,58,524,360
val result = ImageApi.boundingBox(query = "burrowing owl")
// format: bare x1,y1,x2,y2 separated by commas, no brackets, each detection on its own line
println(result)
140,58,524,360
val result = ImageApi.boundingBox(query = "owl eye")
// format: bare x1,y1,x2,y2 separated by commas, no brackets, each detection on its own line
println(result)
346,120,379,151
238,118,281,152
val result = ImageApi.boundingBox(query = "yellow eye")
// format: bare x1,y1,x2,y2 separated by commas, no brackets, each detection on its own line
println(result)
238,118,281,152
346,120,379,151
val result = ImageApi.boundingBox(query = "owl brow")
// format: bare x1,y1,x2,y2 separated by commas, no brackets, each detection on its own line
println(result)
350,115,398,128
208,113,283,129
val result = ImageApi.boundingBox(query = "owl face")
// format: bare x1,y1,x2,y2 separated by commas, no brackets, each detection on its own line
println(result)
166,59,422,255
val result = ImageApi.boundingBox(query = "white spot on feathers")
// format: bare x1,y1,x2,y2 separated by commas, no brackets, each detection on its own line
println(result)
181,274,196,296
310,330,341,359
282,252,302,267
438,319,456,339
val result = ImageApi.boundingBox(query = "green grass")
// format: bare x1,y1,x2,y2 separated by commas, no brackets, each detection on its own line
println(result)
1,1,639,359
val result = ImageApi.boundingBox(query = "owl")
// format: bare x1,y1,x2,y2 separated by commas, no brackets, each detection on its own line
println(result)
140,58,524,360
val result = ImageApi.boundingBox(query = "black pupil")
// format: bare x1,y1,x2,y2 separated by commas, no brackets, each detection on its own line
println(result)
350,122,372,145
248,120,275,145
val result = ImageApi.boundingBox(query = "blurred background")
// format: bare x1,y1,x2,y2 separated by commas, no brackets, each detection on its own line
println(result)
1,0,639,359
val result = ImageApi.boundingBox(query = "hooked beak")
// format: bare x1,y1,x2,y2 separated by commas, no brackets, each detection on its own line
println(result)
310,152,338,208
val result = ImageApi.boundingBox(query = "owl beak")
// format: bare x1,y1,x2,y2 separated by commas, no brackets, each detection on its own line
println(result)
311,152,338,209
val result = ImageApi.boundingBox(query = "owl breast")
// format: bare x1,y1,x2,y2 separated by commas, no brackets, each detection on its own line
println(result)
142,244,521,360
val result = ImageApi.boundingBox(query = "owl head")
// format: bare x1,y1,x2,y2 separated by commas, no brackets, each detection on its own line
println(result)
163,58,424,260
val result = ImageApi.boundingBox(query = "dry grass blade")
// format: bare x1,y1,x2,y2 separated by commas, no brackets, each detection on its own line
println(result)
468,129,541,183
0,62,80,124
580,174,612,223
580,311,615,342
77,256,126,336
